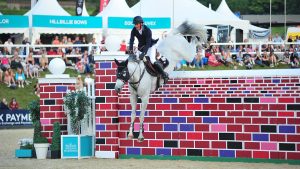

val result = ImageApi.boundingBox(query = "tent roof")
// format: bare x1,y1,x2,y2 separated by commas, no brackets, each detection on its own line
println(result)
216,0,241,21
25,0,70,16
97,0,135,28
0,12,2,15
132,0,249,29
216,0,268,31
97,0,135,19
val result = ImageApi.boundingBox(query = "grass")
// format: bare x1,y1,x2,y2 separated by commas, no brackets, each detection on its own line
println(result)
0,68,79,109
271,26,287,37
178,62,290,71
0,63,291,109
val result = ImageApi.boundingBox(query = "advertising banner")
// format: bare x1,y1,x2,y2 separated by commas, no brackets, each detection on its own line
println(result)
76,0,84,16
33,15,102,28
217,25,230,43
0,109,32,126
0,15,28,28
108,17,171,29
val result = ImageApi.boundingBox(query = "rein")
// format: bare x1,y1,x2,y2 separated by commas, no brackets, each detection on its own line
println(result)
129,61,146,92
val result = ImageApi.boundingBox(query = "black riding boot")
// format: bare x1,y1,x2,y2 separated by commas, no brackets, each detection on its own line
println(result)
154,61,169,84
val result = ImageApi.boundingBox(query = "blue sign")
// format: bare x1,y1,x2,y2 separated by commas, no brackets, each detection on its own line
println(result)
62,136,79,158
61,135,93,158
0,109,32,126
33,15,102,28
108,17,171,29
0,15,29,28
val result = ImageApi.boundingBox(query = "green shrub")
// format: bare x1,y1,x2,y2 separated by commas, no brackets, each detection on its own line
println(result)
28,100,40,123
50,122,61,151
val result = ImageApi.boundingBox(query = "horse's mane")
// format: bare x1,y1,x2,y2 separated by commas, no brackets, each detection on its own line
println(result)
157,21,207,73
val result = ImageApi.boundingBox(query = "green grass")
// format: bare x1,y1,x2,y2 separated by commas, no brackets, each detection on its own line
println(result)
0,68,79,109
178,62,290,71
271,26,287,37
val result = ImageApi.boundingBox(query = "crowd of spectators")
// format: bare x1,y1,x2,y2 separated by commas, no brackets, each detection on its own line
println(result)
180,33,300,70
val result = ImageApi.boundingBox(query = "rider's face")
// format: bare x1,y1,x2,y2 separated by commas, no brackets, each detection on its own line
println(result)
135,23,141,30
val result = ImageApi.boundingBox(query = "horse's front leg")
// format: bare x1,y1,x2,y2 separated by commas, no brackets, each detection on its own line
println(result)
128,94,137,140
138,95,149,142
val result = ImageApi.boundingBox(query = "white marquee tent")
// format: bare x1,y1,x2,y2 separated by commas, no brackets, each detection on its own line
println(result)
96,0,136,43
82,1,89,16
25,0,101,43
216,0,269,40
132,0,250,29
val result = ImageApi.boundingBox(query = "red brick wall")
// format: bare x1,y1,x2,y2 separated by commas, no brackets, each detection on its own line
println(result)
39,81,75,143
94,60,300,160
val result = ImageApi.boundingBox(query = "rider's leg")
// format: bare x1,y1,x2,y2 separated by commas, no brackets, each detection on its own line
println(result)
148,45,169,84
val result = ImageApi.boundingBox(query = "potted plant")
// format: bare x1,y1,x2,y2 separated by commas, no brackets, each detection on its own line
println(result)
50,121,61,159
27,99,40,158
62,90,93,158
28,100,40,123
33,121,49,159
15,138,33,158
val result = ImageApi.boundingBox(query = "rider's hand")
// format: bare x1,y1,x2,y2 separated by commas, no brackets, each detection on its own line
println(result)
139,52,146,60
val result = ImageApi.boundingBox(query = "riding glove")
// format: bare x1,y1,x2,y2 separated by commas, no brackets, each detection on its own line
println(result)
139,52,146,60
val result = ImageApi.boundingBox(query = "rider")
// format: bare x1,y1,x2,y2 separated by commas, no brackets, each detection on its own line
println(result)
129,16,169,84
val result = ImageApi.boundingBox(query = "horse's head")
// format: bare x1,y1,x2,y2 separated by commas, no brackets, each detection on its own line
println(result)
114,59,129,93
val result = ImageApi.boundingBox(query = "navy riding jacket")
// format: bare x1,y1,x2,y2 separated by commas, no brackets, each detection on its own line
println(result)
129,25,157,54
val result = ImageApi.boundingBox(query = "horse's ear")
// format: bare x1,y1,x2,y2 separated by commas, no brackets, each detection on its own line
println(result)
124,59,128,66
114,59,120,66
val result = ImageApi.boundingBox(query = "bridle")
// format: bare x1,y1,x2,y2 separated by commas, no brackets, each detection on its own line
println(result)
116,61,146,92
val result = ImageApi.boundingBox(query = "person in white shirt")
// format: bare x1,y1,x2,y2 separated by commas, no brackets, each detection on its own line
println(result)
4,38,13,55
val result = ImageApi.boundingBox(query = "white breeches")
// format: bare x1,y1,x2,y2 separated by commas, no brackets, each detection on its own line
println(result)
137,44,157,64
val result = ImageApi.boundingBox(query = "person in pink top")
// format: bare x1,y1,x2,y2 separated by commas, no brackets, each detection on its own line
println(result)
1,55,10,70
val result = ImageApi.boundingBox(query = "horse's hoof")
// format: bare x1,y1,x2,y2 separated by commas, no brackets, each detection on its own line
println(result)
138,137,144,142
128,134,133,140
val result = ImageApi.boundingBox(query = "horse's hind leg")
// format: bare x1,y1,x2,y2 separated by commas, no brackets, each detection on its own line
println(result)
128,94,137,140
138,95,149,142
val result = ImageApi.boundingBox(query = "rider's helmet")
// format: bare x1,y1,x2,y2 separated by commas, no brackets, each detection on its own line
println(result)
133,16,144,25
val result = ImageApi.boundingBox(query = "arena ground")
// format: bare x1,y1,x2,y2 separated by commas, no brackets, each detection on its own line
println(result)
0,129,299,169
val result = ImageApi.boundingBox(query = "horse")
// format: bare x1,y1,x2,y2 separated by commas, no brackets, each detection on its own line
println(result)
114,21,207,142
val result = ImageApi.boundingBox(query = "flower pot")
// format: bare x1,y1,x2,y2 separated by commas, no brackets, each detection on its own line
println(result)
51,150,61,159
34,143,49,159
15,149,32,158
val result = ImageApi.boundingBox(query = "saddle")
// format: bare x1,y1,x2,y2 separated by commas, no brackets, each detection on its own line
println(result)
128,54,169,90
144,56,169,90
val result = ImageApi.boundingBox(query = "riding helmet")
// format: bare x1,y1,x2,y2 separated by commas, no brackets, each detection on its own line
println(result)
133,16,144,25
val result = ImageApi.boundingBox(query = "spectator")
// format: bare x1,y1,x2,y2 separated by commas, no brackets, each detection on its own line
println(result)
47,48,57,55
0,98,9,110
9,97,19,110
119,39,127,52
1,54,10,71
26,52,35,79
15,67,25,88
290,48,299,68
262,51,270,66
52,36,60,51
34,83,40,97
0,67,3,83
66,37,73,54
75,75,84,91
84,72,93,86
4,38,13,55
33,39,43,55
283,50,290,64
4,68,15,87
254,51,264,67
10,51,22,69
75,56,84,74
81,37,88,53
22,37,30,55
73,36,82,52
39,50,48,70
269,51,278,67
82,50,91,73
61,36,68,53
88,38,99,54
